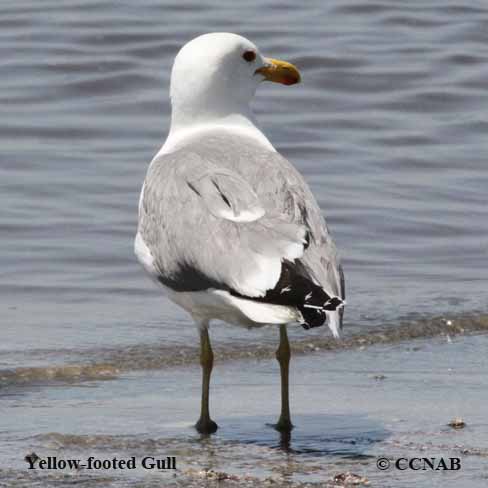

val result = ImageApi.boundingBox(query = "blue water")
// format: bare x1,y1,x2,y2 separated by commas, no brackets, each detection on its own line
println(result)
2,0,488,360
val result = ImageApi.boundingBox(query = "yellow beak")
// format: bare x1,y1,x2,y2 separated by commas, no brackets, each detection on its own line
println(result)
255,57,301,86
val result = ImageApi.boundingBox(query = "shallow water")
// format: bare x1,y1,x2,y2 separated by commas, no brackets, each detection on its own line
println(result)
2,0,488,486
2,334,488,487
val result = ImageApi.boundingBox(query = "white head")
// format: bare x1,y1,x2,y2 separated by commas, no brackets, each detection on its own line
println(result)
168,33,300,135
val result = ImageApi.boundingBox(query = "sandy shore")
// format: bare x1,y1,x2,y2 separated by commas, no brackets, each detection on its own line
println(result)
2,331,488,487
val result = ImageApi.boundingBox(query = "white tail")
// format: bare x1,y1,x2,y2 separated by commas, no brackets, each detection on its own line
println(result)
326,310,341,339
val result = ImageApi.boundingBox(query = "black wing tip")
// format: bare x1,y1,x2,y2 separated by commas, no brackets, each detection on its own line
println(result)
229,259,346,332
323,296,344,311
299,309,326,329
299,296,345,330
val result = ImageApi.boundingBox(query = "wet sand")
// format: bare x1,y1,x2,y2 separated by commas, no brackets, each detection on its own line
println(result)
2,331,488,487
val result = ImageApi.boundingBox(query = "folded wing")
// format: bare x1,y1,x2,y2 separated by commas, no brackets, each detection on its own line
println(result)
138,151,308,299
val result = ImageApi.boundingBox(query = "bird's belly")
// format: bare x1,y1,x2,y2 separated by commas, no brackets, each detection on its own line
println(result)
167,289,299,328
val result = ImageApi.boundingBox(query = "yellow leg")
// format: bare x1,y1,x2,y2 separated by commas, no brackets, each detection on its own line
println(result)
195,326,218,434
275,324,293,432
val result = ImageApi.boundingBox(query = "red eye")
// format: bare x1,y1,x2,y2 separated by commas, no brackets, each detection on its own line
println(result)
242,50,256,62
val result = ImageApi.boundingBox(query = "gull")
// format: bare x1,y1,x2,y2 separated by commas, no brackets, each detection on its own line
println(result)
135,33,345,435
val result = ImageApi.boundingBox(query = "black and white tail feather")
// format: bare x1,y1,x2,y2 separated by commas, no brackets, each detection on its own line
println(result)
231,260,345,337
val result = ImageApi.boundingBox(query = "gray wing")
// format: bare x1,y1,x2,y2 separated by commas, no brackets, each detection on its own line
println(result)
248,143,344,303
138,150,308,298
282,169,345,329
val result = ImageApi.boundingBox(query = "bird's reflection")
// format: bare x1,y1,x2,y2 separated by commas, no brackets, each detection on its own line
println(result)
277,429,292,451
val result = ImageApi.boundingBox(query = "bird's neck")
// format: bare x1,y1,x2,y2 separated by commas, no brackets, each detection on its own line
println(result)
160,107,275,156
